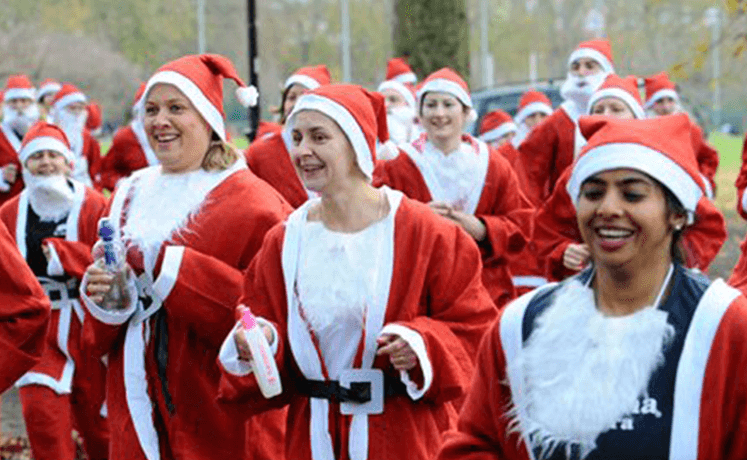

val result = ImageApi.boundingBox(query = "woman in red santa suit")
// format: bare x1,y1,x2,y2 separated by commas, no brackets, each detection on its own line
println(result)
373,68,533,307
512,89,553,148
245,65,331,208
0,122,109,460
438,114,747,460
532,75,726,282
217,84,497,460
80,54,292,460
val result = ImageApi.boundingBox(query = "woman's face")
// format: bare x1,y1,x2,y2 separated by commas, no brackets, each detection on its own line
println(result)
652,96,678,116
421,92,467,143
143,83,211,173
576,168,685,271
25,150,70,176
283,84,307,121
591,97,636,119
524,112,548,129
290,110,362,193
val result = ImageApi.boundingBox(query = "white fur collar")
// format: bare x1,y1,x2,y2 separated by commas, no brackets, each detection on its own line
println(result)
510,276,675,458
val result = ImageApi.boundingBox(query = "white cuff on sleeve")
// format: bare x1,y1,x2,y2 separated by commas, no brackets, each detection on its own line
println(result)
80,271,137,325
379,323,433,400
218,318,279,377
0,177,10,192
46,244,65,277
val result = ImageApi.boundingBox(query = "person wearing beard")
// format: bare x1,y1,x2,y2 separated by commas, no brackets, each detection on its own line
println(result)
438,114,747,460
36,79,62,121
0,75,41,206
512,90,554,147
377,79,419,156
0,122,110,460
244,65,332,208
80,54,291,460
515,40,614,205
49,84,102,189
644,72,719,200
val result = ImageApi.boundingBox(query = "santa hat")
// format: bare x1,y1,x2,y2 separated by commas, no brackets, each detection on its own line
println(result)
587,74,645,119
417,68,472,109
3,75,36,102
479,110,517,143
287,84,388,180
568,39,615,74
140,54,258,142
19,122,74,165
644,72,679,109
52,83,88,111
37,78,62,101
376,80,416,109
515,90,553,125
567,114,705,223
385,57,417,85
86,102,103,131
284,65,331,91
132,83,146,107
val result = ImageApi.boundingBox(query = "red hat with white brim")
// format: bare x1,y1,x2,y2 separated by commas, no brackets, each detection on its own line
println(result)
19,122,74,165
587,74,646,119
3,75,36,102
479,110,517,142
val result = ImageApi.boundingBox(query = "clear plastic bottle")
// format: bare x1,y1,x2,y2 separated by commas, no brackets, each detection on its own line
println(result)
94,218,131,311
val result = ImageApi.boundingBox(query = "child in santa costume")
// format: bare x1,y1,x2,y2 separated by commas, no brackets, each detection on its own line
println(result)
0,75,40,205
644,72,718,198
517,39,614,205
218,84,497,460
438,114,747,460
49,84,102,188
80,54,292,460
373,68,533,307
532,75,726,282
245,65,331,208
512,90,554,147
0,122,109,460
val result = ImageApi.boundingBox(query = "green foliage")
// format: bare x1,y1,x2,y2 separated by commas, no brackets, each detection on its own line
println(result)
393,0,470,79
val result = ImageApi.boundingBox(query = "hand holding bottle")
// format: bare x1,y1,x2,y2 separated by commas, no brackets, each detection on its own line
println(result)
84,218,132,310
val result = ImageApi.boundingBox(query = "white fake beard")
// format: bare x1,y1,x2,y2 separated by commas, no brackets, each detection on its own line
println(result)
55,109,87,156
121,168,219,273
2,104,40,136
387,106,416,145
560,72,608,113
23,170,75,222
509,278,675,459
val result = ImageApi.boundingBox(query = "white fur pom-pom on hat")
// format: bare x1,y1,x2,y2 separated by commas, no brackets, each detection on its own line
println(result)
236,85,259,108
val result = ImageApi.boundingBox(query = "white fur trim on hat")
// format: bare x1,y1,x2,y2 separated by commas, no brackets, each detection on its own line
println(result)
567,142,703,222
4,88,36,101
20,137,74,165
515,102,553,125
568,48,614,74
417,78,472,109
142,70,227,141
285,74,321,91
588,88,646,119
53,92,87,111
288,94,374,179
481,122,518,143
377,80,416,109
644,89,679,109
393,72,417,85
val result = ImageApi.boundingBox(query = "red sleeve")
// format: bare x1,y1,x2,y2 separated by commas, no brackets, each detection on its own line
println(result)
436,316,530,460
736,134,747,219
518,116,558,205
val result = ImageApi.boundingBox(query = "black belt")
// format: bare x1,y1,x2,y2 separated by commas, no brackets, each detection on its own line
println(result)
47,287,79,301
298,374,406,404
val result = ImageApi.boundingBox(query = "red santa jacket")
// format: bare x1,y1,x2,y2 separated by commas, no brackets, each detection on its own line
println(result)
81,162,291,460
218,192,498,460
735,133,747,219
0,181,107,394
438,270,747,460
373,143,533,307
533,167,727,281
245,131,309,209
0,219,50,394
98,124,153,193
80,130,103,190
691,123,718,198
0,125,25,207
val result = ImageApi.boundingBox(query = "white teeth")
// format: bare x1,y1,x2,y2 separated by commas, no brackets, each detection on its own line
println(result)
597,228,633,238
156,134,178,142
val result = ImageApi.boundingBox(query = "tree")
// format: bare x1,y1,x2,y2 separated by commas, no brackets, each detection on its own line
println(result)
393,0,470,79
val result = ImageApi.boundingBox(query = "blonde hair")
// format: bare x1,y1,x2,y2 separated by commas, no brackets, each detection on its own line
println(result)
202,133,240,171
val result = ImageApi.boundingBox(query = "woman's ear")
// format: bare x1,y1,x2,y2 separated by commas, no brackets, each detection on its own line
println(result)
669,212,687,232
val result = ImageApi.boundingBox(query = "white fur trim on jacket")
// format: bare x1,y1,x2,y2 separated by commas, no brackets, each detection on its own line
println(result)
378,324,432,400
152,246,185,302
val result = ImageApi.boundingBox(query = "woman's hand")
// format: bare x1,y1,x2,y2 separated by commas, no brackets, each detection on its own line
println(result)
428,201,454,219
234,306,274,362
448,211,487,241
83,265,114,305
3,163,18,184
563,243,591,271
376,333,418,371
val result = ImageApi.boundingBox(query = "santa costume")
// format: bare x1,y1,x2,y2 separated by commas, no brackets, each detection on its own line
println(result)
80,54,291,460
383,56,418,84
533,77,726,281
512,90,554,147
516,39,614,205
98,84,157,193
50,83,102,188
438,114,747,460
373,68,533,307
0,122,109,460
245,64,331,208
377,75,419,150
644,72,718,198
0,75,39,206
218,84,498,460
479,110,517,150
